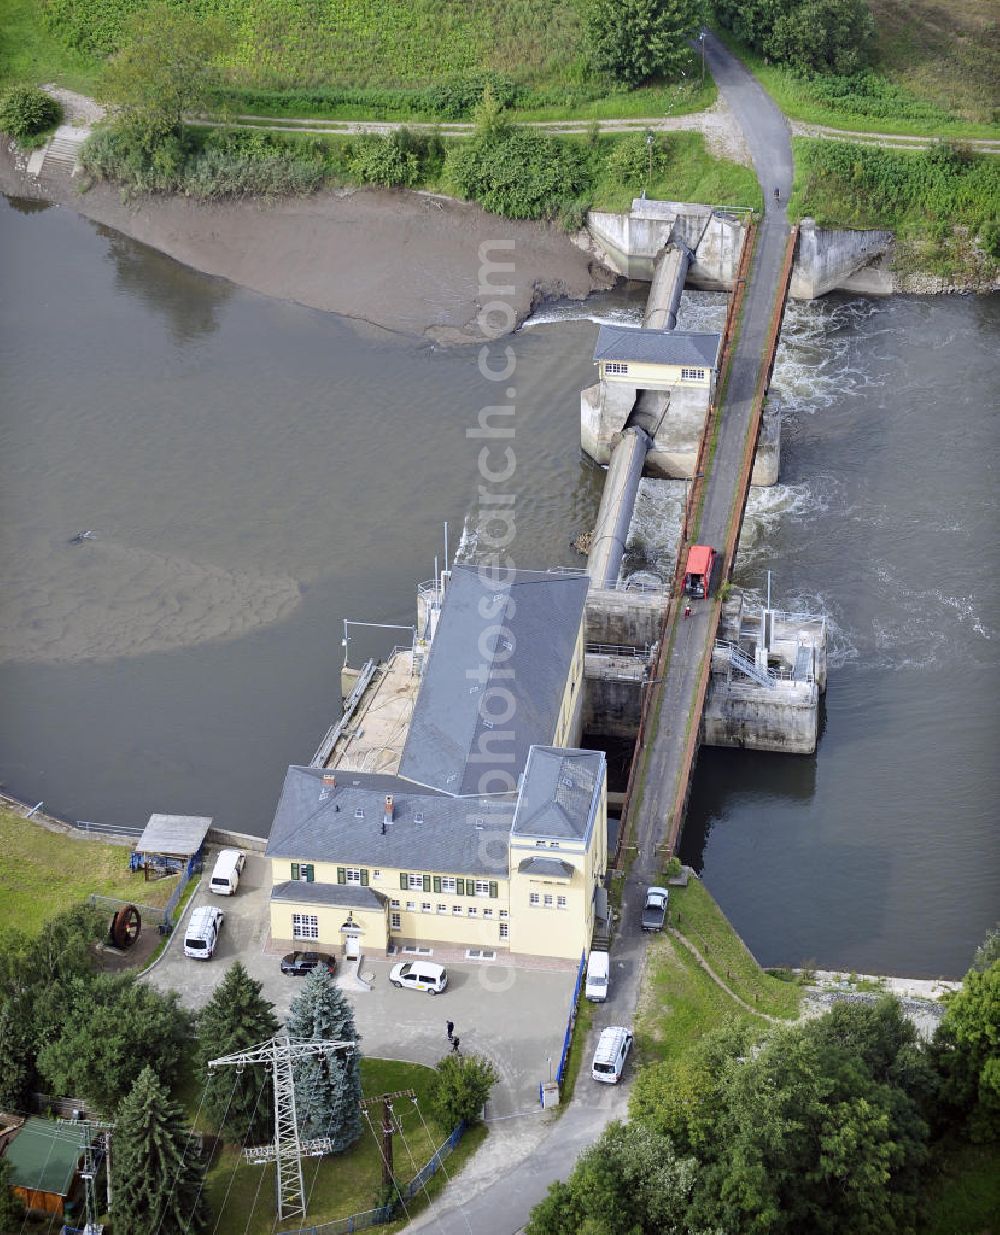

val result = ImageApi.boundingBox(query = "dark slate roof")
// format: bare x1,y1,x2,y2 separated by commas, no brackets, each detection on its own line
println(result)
5,1118,86,1197
512,747,605,843
271,881,387,910
517,856,575,879
594,326,721,369
266,766,514,878
399,565,589,795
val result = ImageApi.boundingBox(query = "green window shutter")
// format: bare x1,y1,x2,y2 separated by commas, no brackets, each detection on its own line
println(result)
400,873,408,890
467,875,476,894
433,875,442,894
456,878,466,897
305,865,315,883
360,868,369,886
291,863,300,881
337,867,346,885
423,874,431,893
489,881,498,899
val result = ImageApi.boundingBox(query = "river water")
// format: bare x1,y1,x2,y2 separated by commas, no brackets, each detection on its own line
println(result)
1,195,996,976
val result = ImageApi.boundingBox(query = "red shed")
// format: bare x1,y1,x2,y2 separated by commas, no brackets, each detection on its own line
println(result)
683,545,716,598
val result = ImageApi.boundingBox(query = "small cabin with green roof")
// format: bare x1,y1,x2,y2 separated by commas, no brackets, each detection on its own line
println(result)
4,1117,87,1219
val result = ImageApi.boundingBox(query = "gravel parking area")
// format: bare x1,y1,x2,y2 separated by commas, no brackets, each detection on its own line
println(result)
145,851,578,1115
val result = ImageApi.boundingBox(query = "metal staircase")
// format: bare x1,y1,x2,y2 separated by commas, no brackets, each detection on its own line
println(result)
716,640,777,688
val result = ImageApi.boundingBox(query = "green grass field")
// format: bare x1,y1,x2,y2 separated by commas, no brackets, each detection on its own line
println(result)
0,0,101,93
633,876,802,1070
0,804,175,933
712,11,999,139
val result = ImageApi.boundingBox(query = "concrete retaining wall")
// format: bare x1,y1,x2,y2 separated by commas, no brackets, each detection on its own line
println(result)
702,679,819,754
582,673,643,739
586,589,665,648
790,218,895,300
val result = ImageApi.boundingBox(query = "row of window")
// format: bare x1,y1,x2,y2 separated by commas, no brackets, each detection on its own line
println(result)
390,900,509,920
292,913,319,939
529,893,568,909
289,864,501,898
604,363,707,382
389,912,509,940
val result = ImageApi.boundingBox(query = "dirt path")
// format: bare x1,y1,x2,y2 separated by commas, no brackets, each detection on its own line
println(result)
790,119,1000,153
668,927,786,1022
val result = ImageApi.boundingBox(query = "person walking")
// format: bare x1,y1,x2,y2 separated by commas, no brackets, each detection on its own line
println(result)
452,1035,461,1054
446,1020,454,1042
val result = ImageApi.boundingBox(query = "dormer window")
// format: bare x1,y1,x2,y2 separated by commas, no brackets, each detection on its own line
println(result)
354,808,364,819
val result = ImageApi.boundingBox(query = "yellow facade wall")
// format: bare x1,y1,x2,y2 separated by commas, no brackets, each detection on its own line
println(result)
553,621,586,749
599,359,711,389
270,899,388,953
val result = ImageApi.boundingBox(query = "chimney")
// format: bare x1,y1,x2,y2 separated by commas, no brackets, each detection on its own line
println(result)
384,795,394,825
323,774,336,787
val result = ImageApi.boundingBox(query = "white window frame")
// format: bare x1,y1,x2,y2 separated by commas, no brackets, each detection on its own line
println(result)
421,901,432,913
483,907,494,919
467,906,477,917
437,903,448,915
557,896,567,909
681,367,706,382
390,913,401,931
405,900,416,911
408,873,425,891
474,880,491,897
605,361,629,375
292,913,319,940
452,905,463,916
499,909,509,920
529,892,541,907
390,898,400,909
441,876,457,893
543,894,554,908
345,867,362,885
499,922,509,940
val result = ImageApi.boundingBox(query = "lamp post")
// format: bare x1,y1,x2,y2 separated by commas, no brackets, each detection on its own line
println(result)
699,31,706,83
646,131,653,193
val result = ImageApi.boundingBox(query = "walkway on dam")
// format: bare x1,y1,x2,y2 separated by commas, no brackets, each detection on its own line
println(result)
632,29,795,866
403,33,797,1235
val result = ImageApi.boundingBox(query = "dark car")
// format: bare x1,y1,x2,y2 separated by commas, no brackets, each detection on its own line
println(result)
280,950,337,976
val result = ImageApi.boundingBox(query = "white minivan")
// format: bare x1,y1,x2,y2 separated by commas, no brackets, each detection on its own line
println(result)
585,949,610,1002
592,1026,633,1084
389,960,448,994
209,848,246,896
184,905,224,959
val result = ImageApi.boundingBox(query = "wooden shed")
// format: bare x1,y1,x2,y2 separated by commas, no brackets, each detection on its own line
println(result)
4,1117,87,1218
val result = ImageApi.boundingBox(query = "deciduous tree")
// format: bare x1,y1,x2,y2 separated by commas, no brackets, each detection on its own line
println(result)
286,970,362,1149
197,961,278,1144
429,1053,499,1129
111,1066,208,1235
101,2,226,135
933,959,1000,1141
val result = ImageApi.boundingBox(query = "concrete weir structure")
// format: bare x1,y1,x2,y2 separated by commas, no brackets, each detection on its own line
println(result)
579,197,826,758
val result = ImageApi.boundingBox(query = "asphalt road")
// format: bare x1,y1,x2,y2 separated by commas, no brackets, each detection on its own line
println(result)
401,34,795,1235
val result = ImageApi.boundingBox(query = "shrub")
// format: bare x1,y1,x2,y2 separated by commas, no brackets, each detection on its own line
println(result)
348,131,421,188
0,86,62,140
606,131,670,187
447,126,593,219
716,0,875,76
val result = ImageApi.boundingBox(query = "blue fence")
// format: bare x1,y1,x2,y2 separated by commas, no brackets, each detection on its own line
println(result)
281,1123,466,1234
162,853,201,927
556,950,588,1085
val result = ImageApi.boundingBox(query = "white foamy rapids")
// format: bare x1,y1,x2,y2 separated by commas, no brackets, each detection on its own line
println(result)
453,511,480,564
771,297,886,419
672,290,727,333
621,477,687,582
521,301,643,330
736,478,839,561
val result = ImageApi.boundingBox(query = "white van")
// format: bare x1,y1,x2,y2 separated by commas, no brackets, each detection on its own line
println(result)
184,905,224,959
585,950,610,1002
592,1026,633,1085
209,849,246,896
388,960,448,994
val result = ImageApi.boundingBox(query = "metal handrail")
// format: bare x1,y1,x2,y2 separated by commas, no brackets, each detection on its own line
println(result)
586,642,652,659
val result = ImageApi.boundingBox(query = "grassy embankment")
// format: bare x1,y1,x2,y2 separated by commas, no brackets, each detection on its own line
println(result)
713,1,999,139
192,1057,481,1235
790,136,1000,277
634,875,802,1070
0,803,175,934
3,0,715,121
917,1137,1000,1235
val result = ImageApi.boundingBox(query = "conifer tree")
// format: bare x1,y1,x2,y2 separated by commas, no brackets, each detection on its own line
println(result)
285,969,362,1149
197,961,278,1144
111,1066,208,1235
